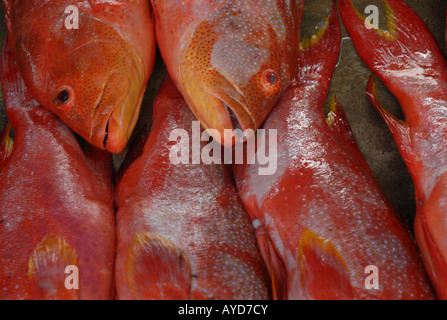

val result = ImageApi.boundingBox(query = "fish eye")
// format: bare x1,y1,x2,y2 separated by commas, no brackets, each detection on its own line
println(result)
54,86,74,107
57,90,70,103
261,70,281,95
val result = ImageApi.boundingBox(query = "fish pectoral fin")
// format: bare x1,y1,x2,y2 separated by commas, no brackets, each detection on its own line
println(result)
298,229,353,300
0,122,14,168
366,74,414,163
28,234,79,300
125,232,192,300
254,223,287,300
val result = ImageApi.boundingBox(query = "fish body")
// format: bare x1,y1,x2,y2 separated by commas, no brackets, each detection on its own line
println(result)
151,0,302,146
0,44,116,300
114,77,270,300
233,2,434,300
3,0,156,153
339,0,447,299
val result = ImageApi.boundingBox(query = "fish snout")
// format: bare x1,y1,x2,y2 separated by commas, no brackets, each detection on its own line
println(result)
91,72,142,154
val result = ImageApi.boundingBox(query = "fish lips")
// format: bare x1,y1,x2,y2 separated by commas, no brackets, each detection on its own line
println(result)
91,72,142,154
199,93,257,147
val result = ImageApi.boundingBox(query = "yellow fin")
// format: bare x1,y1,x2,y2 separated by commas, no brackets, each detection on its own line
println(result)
28,234,79,300
125,232,192,300
298,229,353,300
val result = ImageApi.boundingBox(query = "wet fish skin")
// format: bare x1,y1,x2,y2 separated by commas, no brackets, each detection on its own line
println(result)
114,76,271,300
0,43,116,300
233,1,434,300
339,0,447,299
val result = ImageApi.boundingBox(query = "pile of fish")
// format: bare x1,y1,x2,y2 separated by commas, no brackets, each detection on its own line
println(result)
0,0,445,300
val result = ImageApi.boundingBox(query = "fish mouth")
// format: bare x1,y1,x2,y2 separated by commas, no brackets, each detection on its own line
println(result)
92,72,143,154
189,92,256,147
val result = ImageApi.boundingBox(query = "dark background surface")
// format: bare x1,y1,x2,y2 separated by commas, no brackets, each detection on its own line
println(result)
0,0,446,229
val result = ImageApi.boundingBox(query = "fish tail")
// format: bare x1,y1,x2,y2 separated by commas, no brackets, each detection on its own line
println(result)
296,0,341,86
116,232,192,300
338,0,447,88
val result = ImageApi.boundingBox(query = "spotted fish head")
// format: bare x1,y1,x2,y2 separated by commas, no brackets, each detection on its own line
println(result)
8,2,152,154
178,2,301,146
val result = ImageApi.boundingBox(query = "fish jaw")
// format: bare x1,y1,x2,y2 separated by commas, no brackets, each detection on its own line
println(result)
179,66,256,146
89,70,146,154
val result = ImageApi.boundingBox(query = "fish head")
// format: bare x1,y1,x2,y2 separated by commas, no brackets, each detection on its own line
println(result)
48,38,146,154
8,2,151,154
178,8,300,146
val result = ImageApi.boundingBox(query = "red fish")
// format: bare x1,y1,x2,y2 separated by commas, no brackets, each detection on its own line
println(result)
339,0,447,299
3,0,156,153
114,77,270,300
0,44,116,300
150,0,302,146
233,1,434,300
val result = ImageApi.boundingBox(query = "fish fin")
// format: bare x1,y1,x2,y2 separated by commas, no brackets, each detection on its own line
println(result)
415,213,447,300
297,0,341,84
2,2,13,44
0,122,14,167
414,183,447,300
326,95,370,168
366,74,414,163
124,232,191,300
298,229,353,300
0,41,37,114
338,0,446,78
116,124,149,184
28,234,79,300
253,222,287,300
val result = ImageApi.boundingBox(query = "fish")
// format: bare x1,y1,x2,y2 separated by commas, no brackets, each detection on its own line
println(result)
150,0,302,146
338,0,447,299
232,1,434,300
0,43,116,300
3,0,156,153
114,76,271,300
